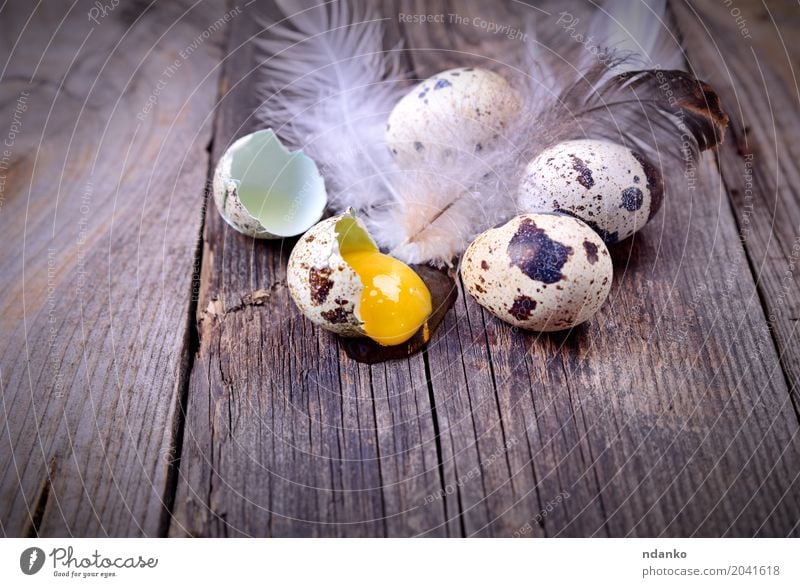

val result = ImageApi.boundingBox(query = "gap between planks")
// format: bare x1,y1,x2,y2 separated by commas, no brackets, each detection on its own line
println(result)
157,93,225,538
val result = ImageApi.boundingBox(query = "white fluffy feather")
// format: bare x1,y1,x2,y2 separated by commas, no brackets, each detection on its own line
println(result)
600,0,684,71
256,0,725,267
255,0,406,212
368,144,520,266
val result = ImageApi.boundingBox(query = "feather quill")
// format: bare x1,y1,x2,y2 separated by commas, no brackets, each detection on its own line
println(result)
369,141,520,266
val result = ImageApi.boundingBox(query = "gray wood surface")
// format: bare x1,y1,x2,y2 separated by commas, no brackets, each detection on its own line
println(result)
169,4,447,538
676,0,800,409
0,0,224,536
1,0,798,538
169,0,800,537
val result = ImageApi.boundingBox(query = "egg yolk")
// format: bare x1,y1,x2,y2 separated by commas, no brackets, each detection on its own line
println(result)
342,250,433,346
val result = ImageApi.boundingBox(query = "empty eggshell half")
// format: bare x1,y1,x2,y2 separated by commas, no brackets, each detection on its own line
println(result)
212,128,327,238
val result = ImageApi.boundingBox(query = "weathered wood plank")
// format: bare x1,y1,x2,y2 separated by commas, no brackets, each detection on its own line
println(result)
118,0,800,538
0,0,223,536
169,4,447,537
401,0,800,536
676,0,800,415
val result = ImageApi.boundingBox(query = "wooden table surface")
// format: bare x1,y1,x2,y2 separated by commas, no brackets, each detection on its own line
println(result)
1,0,799,537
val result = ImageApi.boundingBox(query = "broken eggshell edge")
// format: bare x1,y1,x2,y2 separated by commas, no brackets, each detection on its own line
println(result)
287,209,372,337
212,128,327,239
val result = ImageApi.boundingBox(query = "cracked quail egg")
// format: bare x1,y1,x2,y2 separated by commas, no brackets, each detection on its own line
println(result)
386,67,520,168
288,210,433,346
461,213,613,332
517,139,664,243
213,129,327,238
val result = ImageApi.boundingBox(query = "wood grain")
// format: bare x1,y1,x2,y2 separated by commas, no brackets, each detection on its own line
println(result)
169,7,447,537
168,0,800,537
3,0,798,539
395,0,800,537
0,0,223,536
675,0,800,413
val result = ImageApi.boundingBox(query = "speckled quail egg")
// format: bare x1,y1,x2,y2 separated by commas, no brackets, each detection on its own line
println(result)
517,139,664,243
287,210,433,346
386,67,520,168
461,213,613,331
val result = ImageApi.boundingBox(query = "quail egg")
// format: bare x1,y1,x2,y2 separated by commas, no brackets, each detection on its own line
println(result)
386,67,520,168
461,213,613,331
517,139,664,243
288,210,433,346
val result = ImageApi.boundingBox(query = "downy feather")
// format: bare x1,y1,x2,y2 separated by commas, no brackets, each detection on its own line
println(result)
255,0,407,212
256,0,727,267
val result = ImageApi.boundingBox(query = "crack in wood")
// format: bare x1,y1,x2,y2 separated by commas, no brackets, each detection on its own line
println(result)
24,457,56,538
366,366,389,537
558,357,610,538
157,148,214,537
202,284,285,320
674,0,800,428
712,156,800,425
421,347,451,536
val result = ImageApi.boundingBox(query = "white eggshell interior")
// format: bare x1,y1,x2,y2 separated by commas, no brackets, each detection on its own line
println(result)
216,129,327,238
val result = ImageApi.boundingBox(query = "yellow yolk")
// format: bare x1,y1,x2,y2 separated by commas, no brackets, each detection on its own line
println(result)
342,250,433,346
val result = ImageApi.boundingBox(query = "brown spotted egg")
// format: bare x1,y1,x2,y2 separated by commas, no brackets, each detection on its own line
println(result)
386,67,520,168
461,213,613,332
517,140,664,243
